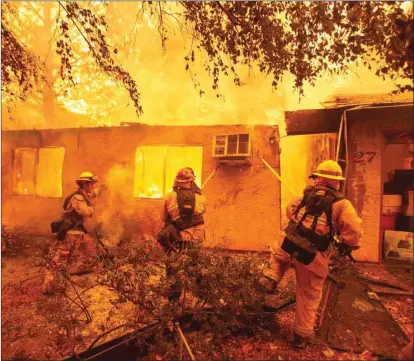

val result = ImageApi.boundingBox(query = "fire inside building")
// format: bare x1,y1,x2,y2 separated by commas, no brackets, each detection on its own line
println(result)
3,100,413,261
1,98,413,360
1,1,413,360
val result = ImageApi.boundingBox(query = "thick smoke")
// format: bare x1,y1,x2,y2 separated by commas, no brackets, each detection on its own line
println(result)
94,164,138,247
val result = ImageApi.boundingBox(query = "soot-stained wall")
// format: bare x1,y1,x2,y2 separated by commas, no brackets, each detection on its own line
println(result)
2,124,281,251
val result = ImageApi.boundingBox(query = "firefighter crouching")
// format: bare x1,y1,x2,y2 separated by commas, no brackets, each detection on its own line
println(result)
157,167,206,301
260,160,363,348
43,172,101,295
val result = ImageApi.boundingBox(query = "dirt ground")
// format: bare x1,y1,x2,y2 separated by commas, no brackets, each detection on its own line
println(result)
1,249,413,361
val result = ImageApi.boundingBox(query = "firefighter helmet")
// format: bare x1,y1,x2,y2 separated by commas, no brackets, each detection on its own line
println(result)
310,160,345,180
174,167,195,183
76,171,98,185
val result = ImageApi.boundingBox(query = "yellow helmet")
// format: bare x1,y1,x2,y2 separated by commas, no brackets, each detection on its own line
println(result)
76,171,98,185
310,160,345,180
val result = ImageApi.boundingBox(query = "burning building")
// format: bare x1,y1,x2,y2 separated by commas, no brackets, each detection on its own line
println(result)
2,95,413,262
1,124,282,251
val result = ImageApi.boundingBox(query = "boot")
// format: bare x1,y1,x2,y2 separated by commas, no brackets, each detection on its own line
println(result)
42,271,55,295
257,276,278,294
42,281,54,295
266,314,281,335
292,333,315,348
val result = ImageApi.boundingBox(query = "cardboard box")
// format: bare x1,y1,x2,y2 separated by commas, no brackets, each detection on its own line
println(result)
382,206,402,215
384,230,413,263
383,195,402,214
383,195,402,206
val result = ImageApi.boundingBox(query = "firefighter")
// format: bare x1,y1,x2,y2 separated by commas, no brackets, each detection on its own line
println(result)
42,172,101,295
157,167,206,301
260,160,362,348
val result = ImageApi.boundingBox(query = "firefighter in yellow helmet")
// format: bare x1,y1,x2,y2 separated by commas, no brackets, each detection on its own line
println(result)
42,172,101,294
157,167,206,301
260,160,362,348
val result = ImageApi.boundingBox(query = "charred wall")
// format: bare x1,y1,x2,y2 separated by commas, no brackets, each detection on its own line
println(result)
1,124,281,251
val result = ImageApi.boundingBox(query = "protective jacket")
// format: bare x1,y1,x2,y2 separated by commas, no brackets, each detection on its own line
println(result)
52,190,95,240
282,185,343,265
171,186,205,230
160,185,206,245
281,183,362,268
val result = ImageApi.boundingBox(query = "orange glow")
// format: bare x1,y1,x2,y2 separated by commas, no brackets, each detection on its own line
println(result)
13,148,37,196
133,146,166,199
2,2,412,131
143,184,163,200
164,146,203,192
133,145,203,198
13,147,65,197
35,147,65,197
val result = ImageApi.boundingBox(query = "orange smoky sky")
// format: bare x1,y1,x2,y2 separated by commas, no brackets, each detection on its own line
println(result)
1,1,411,133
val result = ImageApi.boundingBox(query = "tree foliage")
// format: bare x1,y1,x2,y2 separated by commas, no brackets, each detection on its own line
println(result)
2,1,412,116
56,1,143,115
1,3,43,102
97,238,267,335
177,1,413,95
36,237,270,358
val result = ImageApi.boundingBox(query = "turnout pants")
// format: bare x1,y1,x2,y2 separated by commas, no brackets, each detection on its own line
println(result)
43,230,97,293
264,237,330,338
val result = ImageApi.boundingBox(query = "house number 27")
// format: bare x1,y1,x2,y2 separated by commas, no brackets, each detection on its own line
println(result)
353,151,377,163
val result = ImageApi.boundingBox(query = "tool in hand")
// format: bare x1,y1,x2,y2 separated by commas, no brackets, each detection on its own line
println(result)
333,235,359,263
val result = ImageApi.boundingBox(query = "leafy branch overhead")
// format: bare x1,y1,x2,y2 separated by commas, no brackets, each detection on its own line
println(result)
56,1,143,116
176,1,413,95
1,3,43,102
1,1,412,116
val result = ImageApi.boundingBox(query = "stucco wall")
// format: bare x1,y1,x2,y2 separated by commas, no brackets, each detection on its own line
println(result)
280,133,337,227
1,124,281,251
346,105,414,262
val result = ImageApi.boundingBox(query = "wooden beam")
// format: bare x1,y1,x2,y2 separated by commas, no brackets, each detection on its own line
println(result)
368,284,413,296
357,275,410,291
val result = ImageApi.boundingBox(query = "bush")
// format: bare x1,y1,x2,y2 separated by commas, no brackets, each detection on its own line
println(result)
1,223,30,257
97,238,269,345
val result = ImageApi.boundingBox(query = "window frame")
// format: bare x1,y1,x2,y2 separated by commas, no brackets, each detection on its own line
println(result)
12,146,66,198
212,133,251,157
133,144,204,200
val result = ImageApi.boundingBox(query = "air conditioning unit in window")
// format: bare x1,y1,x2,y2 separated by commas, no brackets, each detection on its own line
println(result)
212,133,252,165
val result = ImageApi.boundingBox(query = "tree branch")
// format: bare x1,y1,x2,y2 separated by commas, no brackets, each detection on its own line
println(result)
57,1,100,60
215,1,240,28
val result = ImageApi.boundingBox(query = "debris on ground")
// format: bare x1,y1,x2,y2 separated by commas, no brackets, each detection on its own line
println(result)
318,261,410,359
1,251,413,361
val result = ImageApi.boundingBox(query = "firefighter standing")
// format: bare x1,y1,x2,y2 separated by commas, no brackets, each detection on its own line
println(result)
42,172,101,295
157,167,206,301
260,160,362,348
